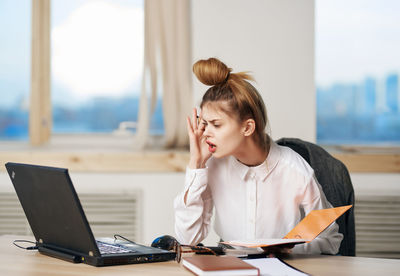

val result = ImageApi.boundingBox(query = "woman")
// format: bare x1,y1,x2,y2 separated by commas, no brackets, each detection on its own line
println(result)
174,57,343,254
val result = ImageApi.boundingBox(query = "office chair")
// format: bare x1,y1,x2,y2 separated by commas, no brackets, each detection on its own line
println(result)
276,138,356,256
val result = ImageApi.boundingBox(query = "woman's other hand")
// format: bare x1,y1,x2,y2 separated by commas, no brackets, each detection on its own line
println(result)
261,244,294,257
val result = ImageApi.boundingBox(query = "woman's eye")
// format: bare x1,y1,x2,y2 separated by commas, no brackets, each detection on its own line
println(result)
213,124,220,128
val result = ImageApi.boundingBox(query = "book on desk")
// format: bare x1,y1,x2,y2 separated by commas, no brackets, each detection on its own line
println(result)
182,255,259,276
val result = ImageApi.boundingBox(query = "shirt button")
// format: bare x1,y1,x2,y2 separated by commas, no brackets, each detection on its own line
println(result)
249,218,254,224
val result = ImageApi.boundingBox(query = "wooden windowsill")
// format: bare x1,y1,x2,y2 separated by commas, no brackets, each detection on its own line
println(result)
324,145,400,173
0,136,399,173
0,151,190,173
0,134,189,173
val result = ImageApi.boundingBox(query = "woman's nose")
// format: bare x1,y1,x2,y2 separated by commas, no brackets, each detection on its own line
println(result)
203,126,211,137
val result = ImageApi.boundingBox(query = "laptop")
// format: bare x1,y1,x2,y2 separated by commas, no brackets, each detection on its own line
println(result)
5,162,176,266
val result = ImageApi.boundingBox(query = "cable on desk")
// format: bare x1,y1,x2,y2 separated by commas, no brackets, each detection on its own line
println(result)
113,234,136,244
13,239,38,250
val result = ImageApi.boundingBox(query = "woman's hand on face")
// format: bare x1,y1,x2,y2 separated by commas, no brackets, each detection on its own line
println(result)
187,108,212,169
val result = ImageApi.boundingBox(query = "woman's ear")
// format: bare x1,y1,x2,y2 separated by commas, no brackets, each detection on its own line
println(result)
243,119,256,137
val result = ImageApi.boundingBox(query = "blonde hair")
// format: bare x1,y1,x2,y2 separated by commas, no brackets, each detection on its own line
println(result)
193,57,269,149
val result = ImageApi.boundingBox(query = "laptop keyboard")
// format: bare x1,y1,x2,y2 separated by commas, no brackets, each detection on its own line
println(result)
96,240,137,254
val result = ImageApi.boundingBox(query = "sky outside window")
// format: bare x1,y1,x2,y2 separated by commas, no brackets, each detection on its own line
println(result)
51,0,159,134
0,0,31,141
316,0,400,145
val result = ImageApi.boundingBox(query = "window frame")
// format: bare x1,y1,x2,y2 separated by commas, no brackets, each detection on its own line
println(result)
30,0,51,145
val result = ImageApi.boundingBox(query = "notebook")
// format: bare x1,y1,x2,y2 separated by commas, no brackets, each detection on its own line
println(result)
182,255,259,276
5,162,176,266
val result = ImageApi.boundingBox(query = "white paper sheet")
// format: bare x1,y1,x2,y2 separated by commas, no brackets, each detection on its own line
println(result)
244,258,309,276
222,238,307,248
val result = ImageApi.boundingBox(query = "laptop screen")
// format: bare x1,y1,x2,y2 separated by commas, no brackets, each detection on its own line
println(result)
6,162,100,257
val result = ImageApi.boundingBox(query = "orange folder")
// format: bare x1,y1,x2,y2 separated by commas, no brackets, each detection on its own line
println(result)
284,205,352,242
222,205,352,248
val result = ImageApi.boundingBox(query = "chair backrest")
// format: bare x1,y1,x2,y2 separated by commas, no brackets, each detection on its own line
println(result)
276,138,356,256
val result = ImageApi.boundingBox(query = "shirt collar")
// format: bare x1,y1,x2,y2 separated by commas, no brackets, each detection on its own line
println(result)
229,156,249,180
264,140,281,179
229,140,281,181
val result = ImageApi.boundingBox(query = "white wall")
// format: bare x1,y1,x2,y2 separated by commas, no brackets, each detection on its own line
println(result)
191,0,316,142
351,173,400,196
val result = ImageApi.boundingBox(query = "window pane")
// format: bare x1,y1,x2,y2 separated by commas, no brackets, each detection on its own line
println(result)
51,0,163,134
0,0,31,141
316,0,400,145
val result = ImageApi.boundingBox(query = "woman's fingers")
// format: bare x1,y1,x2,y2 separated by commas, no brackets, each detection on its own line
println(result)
261,245,293,255
192,108,198,131
186,116,194,135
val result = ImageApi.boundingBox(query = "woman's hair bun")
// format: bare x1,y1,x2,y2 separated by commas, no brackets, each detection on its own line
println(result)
193,57,231,86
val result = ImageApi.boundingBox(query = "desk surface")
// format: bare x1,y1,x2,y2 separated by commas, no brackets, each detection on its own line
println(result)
1,235,399,275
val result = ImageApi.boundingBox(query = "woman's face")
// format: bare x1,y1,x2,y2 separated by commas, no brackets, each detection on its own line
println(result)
200,102,246,159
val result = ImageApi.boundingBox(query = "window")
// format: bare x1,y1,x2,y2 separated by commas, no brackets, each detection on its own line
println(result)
0,0,189,173
51,0,163,135
0,0,164,141
0,0,31,141
316,0,400,145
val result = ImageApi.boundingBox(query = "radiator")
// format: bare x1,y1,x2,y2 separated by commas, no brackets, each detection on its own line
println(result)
0,192,141,242
355,195,400,259
0,193,31,235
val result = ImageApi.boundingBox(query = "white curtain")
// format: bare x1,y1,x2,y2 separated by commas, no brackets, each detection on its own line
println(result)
135,0,192,149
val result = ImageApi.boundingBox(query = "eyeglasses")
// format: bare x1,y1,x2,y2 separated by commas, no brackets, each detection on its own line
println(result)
172,241,218,263
151,235,218,263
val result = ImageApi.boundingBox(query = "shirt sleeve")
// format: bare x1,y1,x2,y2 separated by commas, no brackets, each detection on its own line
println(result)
174,167,213,246
292,174,344,255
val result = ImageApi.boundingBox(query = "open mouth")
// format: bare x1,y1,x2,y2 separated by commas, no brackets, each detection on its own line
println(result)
206,141,217,153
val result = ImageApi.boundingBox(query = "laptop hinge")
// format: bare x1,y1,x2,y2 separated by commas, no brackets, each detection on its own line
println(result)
39,245,82,263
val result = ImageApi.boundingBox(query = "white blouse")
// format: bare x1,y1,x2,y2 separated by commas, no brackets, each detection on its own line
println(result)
174,141,343,254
